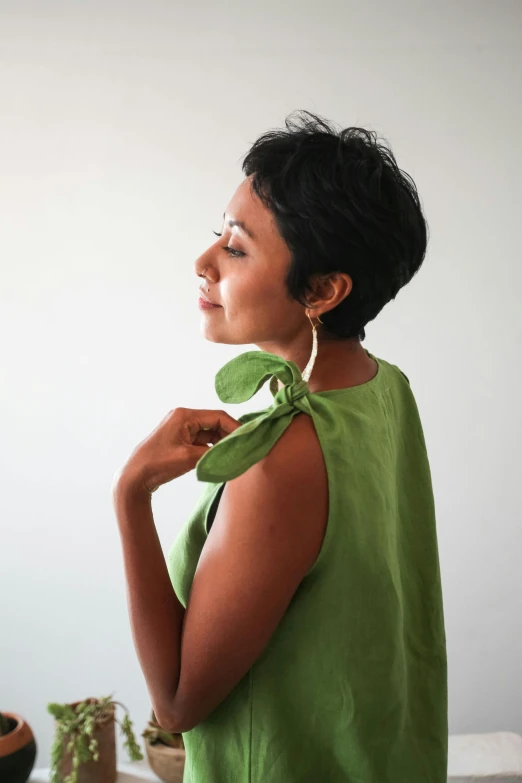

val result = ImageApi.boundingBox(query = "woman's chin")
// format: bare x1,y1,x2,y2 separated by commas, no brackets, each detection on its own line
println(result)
200,324,227,344
200,326,249,346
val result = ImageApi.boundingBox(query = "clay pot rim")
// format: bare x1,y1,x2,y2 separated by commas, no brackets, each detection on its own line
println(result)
0,713,24,739
0,713,34,758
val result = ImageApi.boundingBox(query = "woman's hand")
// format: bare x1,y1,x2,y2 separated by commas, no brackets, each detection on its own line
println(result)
112,407,241,498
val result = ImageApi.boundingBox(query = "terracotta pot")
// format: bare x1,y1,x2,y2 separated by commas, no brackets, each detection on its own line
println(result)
0,712,37,783
57,698,117,783
145,739,186,783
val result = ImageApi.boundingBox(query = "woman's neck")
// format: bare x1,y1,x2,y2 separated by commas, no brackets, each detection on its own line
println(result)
257,332,377,394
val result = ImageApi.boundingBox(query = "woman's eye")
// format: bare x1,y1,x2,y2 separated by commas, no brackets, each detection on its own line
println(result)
224,247,245,258
212,230,245,258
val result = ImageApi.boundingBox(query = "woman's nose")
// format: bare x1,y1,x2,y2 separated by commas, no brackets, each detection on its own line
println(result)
194,254,218,281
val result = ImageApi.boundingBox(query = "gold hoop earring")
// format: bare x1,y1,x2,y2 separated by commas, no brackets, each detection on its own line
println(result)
302,309,323,383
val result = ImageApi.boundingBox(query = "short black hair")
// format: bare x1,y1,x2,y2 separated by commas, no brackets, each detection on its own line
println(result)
241,110,429,341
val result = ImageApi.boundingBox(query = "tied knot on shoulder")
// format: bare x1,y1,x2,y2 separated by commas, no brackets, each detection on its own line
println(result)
271,377,310,407
195,350,311,483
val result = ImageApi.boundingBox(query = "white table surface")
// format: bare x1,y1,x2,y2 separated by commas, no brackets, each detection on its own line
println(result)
29,759,161,781
447,731,522,781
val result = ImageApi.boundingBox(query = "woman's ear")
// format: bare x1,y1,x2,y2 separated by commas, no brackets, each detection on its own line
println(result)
307,272,353,312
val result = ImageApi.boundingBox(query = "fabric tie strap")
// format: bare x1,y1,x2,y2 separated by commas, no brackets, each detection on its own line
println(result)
195,350,311,483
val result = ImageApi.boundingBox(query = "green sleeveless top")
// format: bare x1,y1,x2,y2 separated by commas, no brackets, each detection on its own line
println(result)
167,349,448,783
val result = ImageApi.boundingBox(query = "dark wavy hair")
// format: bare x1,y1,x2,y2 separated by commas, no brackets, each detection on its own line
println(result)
240,110,429,341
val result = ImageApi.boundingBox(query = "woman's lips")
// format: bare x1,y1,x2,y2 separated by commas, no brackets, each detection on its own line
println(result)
198,297,222,310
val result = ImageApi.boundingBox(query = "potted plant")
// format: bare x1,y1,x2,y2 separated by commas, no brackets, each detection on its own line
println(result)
0,710,37,783
47,693,143,783
142,709,186,783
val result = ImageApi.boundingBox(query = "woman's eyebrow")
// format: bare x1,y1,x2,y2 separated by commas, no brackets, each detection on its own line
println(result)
222,212,256,241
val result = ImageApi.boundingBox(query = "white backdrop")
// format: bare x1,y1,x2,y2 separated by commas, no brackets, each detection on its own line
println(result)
1,0,521,770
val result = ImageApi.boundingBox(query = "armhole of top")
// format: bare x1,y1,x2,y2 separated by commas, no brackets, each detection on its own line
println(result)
201,405,270,536
204,483,226,535
299,411,334,582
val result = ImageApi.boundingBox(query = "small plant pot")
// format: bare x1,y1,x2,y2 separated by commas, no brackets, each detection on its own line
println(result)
0,713,37,783
57,699,117,783
145,740,186,783
142,709,185,783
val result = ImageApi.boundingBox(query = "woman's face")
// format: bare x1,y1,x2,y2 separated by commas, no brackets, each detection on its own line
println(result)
194,176,306,348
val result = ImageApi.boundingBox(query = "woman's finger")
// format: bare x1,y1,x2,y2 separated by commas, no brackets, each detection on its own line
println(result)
184,410,241,442
192,429,222,446
201,409,242,436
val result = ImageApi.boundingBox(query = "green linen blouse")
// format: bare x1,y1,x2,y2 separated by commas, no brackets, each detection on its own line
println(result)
167,348,448,783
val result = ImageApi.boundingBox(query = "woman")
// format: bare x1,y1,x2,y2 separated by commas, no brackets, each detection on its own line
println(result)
112,110,448,782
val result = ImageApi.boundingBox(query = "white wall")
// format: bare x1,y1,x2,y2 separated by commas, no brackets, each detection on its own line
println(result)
1,0,521,769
